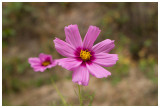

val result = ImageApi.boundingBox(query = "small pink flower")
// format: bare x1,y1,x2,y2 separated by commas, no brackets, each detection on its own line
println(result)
53,24,118,86
28,53,57,72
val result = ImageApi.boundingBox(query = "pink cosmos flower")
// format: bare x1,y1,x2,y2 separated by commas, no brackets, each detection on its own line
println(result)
53,24,118,86
28,53,57,72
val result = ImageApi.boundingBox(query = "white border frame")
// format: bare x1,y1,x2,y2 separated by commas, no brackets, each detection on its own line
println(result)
1,1,159,107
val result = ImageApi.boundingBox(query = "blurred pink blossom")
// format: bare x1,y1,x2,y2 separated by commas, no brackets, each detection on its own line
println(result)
28,53,57,72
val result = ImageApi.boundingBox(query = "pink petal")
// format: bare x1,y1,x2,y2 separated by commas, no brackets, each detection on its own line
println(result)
46,60,57,68
28,57,41,66
39,53,52,62
83,26,101,50
53,38,76,57
72,66,89,86
92,39,115,53
86,63,111,78
28,55,57,72
33,66,47,72
93,53,118,67
28,58,47,72
57,58,82,71
65,24,82,48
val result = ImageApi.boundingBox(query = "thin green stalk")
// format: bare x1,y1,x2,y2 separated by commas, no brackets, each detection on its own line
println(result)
51,79,67,106
88,93,95,106
78,85,83,106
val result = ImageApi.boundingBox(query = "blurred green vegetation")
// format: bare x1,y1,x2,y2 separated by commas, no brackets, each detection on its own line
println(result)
2,2,34,48
2,56,59,96
82,90,95,106
139,56,157,83
3,58,28,94
97,3,157,86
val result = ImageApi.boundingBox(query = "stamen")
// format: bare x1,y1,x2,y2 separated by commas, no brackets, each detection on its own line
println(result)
42,61,50,66
80,49,92,61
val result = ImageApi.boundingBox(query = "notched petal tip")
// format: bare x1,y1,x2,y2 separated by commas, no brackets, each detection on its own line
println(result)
28,57,33,61
38,53,46,58
113,54,119,61
53,37,60,42
83,25,101,49
107,72,111,76
92,39,116,53
53,37,76,57
87,63,112,78
89,25,100,29
72,66,89,86
34,68,45,72
89,26,101,35
72,80,89,86
64,24,82,48
28,57,40,64
65,24,78,29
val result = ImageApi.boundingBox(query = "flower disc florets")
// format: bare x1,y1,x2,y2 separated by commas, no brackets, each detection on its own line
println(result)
80,49,92,61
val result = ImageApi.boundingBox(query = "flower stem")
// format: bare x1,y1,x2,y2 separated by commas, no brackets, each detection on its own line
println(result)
78,85,83,106
51,79,67,106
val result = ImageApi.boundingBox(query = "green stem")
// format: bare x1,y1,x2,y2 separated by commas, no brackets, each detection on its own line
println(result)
78,85,83,106
51,79,67,106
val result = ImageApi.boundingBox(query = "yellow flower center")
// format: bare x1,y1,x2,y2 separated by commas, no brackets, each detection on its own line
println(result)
80,49,92,61
42,61,50,66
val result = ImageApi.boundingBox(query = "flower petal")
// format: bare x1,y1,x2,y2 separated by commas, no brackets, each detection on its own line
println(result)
46,60,57,68
65,24,82,48
86,63,111,78
33,66,47,72
83,26,101,50
53,38,76,57
28,57,41,67
92,39,115,53
39,53,52,62
72,66,89,86
28,57,48,72
93,53,118,67
57,58,82,71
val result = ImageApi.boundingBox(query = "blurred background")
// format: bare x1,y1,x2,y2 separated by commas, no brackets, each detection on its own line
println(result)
2,2,158,106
